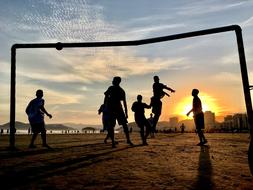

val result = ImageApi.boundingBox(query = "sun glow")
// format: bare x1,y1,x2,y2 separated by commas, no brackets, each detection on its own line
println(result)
175,93,220,119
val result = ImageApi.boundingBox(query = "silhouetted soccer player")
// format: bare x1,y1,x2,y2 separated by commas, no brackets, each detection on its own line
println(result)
98,103,118,146
104,76,133,146
148,113,155,138
151,76,175,136
186,89,207,146
98,104,110,143
26,89,52,148
131,95,151,145
153,76,175,99
180,123,185,133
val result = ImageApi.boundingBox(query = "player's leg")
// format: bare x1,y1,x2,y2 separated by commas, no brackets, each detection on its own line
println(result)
29,123,38,148
40,123,51,148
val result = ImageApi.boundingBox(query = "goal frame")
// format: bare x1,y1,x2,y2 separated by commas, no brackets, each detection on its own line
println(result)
10,25,253,174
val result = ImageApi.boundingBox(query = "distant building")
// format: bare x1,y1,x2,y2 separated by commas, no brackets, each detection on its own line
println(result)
169,117,179,129
204,111,215,130
232,113,248,132
223,115,233,131
221,113,248,132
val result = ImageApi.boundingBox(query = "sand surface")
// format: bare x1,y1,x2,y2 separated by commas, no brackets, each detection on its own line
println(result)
0,133,252,190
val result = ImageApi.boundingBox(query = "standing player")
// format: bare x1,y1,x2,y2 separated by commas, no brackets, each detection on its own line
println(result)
148,113,155,138
26,89,52,148
187,89,207,146
104,76,133,147
98,103,118,146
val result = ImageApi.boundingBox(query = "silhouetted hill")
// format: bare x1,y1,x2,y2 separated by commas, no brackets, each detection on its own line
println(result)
0,121,74,130
0,121,29,129
63,123,102,130
82,127,96,131
47,124,74,130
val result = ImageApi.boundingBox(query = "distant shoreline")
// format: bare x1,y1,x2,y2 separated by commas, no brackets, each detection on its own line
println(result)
0,129,101,135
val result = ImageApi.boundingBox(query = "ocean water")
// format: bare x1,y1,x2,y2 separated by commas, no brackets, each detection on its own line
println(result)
0,129,101,135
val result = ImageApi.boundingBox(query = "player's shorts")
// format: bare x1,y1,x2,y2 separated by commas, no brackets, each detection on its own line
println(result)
30,122,46,134
109,108,128,126
194,112,205,130
102,119,112,130
135,117,151,130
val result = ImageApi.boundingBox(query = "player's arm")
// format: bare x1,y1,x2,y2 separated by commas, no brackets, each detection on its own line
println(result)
163,91,170,97
164,85,175,93
186,109,192,116
144,103,151,109
103,88,110,105
40,101,52,118
25,101,31,115
149,97,153,106
123,98,128,118
187,101,196,116
98,105,103,115
131,102,136,112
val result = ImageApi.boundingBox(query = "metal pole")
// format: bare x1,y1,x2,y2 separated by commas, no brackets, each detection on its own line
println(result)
13,25,237,49
235,27,253,174
9,46,16,149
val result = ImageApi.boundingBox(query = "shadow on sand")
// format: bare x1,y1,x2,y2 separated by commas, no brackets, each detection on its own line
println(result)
0,137,141,159
0,143,143,189
194,145,214,190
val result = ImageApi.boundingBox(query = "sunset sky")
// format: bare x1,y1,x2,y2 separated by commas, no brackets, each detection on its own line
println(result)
1,0,253,125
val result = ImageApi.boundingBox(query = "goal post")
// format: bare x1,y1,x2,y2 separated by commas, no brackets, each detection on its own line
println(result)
10,25,253,174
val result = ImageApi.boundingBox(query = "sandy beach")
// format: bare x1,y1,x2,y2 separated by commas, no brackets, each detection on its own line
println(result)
0,133,252,190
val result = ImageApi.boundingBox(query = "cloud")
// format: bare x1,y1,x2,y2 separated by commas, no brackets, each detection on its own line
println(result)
15,84,84,114
125,15,174,25
0,0,187,42
17,47,188,85
212,72,241,84
241,16,253,28
0,61,10,73
218,48,253,66
248,72,253,83
52,110,99,124
175,1,248,16
120,24,186,39
0,0,117,42
120,13,187,39
0,61,10,88
219,53,239,65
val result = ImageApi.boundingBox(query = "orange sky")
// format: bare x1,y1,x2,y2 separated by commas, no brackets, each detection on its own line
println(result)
157,87,247,123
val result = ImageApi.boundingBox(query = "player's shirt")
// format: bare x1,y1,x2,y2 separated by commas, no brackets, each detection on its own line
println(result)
131,101,150,118
153,82,166,98
26,98,45,124
192,96,203,116
104,85,125,111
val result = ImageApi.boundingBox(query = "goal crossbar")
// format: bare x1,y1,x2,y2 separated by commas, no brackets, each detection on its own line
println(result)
13,25,237,49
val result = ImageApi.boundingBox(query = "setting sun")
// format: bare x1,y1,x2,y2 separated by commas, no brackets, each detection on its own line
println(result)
174,93,220,119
